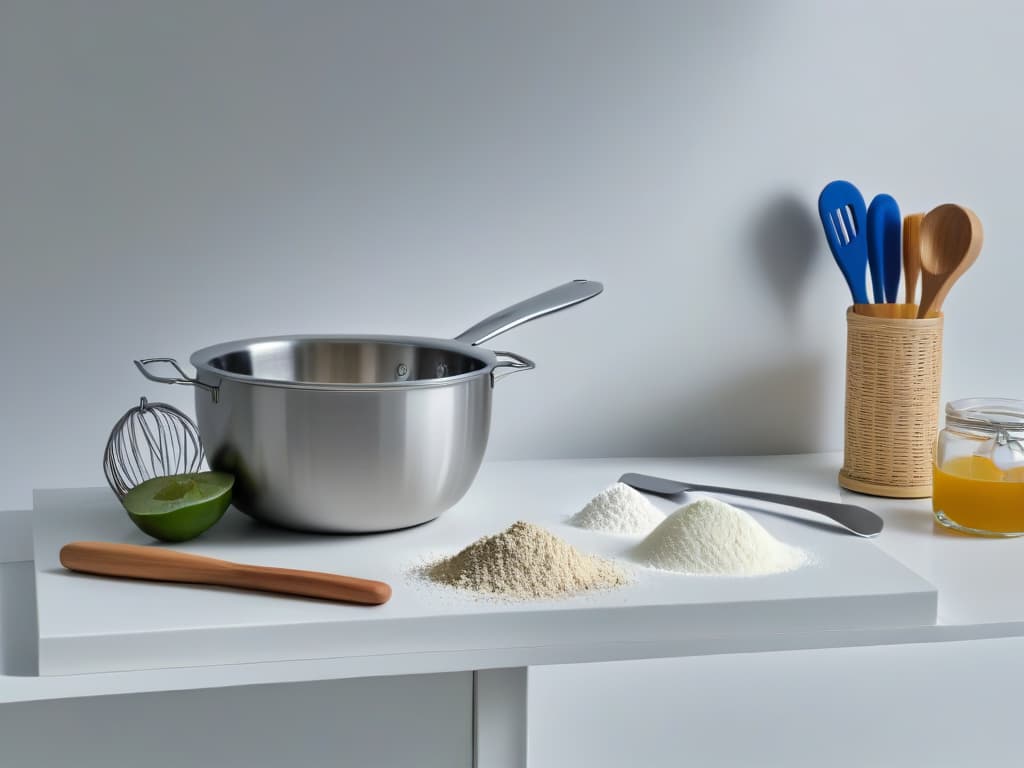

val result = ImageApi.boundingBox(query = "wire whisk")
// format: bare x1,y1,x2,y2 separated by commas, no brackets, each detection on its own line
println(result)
104,397,206,499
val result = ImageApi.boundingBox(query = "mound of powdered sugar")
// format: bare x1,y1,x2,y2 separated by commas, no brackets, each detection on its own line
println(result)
425,521,629,600
570,482,665,535
633,497,807,576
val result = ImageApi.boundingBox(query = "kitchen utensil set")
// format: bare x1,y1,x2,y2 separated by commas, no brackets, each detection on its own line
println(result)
818,181,982,317
825,181,983,499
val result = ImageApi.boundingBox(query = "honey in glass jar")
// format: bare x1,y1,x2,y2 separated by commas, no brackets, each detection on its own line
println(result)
933,398,1024,536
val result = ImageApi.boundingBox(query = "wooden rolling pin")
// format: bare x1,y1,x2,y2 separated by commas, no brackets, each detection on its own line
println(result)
60,541,392,605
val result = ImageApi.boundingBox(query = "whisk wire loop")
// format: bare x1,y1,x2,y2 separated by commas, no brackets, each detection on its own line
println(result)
104,399,206,499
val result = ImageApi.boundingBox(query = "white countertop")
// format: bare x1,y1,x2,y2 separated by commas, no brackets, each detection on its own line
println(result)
853,477,1023,629
30,459,934,677
2,453,1022,704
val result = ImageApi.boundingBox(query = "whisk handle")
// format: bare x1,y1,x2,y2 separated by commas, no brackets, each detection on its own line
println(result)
60,541,392,606
135,358,219,401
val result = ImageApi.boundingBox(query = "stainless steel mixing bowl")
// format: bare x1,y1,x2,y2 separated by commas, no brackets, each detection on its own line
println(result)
136,280,602,532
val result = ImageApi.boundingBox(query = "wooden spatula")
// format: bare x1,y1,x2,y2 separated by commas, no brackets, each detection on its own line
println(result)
902,212,924,305
60,541,393,605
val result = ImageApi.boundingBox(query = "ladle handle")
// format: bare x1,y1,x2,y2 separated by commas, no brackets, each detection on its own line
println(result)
60,541,392,605
453,279,603,346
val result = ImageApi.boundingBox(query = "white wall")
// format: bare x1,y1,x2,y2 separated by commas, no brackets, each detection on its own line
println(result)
1,0,1019,509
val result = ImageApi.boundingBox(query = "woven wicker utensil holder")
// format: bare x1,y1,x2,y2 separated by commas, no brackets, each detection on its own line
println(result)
838,306,943,498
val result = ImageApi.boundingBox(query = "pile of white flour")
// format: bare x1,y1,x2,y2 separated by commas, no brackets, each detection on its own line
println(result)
570,482,665,535
633,497,807,576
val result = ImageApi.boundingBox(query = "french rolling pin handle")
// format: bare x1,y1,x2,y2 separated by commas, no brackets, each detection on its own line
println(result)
59,541,392,606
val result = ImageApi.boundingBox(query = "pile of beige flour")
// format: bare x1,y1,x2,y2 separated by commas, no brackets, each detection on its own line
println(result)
424,521,629,600
634,497,807,576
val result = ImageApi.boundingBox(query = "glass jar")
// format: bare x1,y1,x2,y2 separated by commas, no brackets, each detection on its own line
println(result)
933,398,1024,536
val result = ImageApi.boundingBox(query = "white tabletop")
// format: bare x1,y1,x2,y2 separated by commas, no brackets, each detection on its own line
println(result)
31,456,933,676
3,453,1023,704
849,481,1024,628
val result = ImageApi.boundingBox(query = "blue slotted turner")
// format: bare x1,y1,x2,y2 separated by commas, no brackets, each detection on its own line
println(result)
867,193,902,303
818,180,869,304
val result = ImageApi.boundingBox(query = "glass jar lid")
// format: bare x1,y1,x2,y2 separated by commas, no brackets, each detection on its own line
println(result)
946,398,1024,471
946,398,1024,432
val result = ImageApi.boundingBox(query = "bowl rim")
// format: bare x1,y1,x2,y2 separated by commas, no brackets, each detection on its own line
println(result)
189,334,499,392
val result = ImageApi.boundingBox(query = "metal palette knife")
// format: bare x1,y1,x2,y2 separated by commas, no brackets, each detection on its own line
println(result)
619,473,884,537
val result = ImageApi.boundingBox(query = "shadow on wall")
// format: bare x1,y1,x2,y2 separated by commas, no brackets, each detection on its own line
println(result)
748,192,820,326
567,192,830,459
617,353,828,457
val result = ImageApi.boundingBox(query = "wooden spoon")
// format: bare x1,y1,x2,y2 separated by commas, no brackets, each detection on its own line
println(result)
60,541,393,605
918,204,983,318
902,212,923,304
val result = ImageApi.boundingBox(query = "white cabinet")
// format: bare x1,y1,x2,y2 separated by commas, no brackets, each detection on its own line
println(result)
0,672,472,768
532,640,1024,767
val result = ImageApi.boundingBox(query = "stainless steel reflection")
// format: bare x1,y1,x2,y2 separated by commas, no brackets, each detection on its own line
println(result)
135,279,602,533
197,356,493,532
454,279,605,346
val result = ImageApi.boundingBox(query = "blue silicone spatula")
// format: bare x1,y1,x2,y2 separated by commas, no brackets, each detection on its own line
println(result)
818,181,869,304
867,194,902,303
